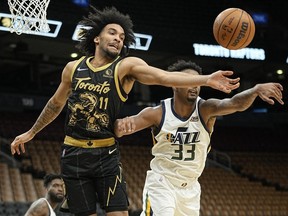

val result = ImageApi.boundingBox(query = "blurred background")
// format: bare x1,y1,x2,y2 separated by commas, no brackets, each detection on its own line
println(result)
0,0,287,215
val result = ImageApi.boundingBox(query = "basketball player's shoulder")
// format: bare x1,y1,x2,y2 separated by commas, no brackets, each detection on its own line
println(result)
66,56,85,69
117,56,147,79
64,56,87,74
29,197,48,210
120,56,147,66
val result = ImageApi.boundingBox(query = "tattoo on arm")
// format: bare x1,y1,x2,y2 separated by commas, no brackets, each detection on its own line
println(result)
232,88,257,110
31,101,63,134
29,201,48,215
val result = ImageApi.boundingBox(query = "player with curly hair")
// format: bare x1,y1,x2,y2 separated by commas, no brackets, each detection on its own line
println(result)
11,6,240,216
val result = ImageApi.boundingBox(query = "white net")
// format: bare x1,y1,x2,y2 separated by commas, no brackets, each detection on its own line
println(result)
8,0,51,35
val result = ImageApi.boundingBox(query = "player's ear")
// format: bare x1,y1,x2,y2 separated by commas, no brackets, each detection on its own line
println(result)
94,36,99,44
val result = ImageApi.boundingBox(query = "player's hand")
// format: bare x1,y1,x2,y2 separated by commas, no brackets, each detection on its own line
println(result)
207,70,240,93
256,83,284,105
114,117,136,138
11,131,35,155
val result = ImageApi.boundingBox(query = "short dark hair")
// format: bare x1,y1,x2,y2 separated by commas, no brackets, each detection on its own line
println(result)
43,174,62,188
167,60,202,75
76,6,135,56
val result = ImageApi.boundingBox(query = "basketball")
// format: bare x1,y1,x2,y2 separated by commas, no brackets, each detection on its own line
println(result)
213,8,255,50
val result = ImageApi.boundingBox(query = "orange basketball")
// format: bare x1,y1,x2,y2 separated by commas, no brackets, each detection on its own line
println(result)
213,8,255,50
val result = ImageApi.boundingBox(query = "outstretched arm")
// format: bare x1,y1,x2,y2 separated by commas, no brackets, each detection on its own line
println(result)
201,83,284,118
118,57,240,94
10,61,75,155
114,106,162,138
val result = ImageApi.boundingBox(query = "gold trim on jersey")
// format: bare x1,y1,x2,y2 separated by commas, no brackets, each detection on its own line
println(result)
71,56,86,81
151,132,157,146
114,61,127,102
86,56,120,72
64,136,115,148
207,144,211,154
143,192,152,216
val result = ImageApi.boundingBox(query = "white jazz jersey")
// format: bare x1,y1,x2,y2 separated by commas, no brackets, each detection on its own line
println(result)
40,198,56,216
150,97,211,185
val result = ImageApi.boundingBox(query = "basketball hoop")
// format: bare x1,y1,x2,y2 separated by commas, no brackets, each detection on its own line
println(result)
8,0,51,35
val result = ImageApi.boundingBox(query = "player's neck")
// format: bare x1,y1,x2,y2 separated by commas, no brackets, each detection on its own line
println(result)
89,56,112,68
173,100,195,118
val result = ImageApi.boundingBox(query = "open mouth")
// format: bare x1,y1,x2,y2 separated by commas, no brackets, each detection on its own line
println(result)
109,43,118,50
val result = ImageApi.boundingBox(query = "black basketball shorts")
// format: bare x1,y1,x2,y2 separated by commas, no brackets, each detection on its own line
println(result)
60,142,129,215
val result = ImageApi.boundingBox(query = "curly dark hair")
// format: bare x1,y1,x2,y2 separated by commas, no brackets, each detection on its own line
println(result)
76,6,135,56
167,60,203,75
43,174,62,188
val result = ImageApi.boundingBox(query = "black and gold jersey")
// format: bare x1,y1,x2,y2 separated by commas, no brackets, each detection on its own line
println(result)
65,56,127,139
